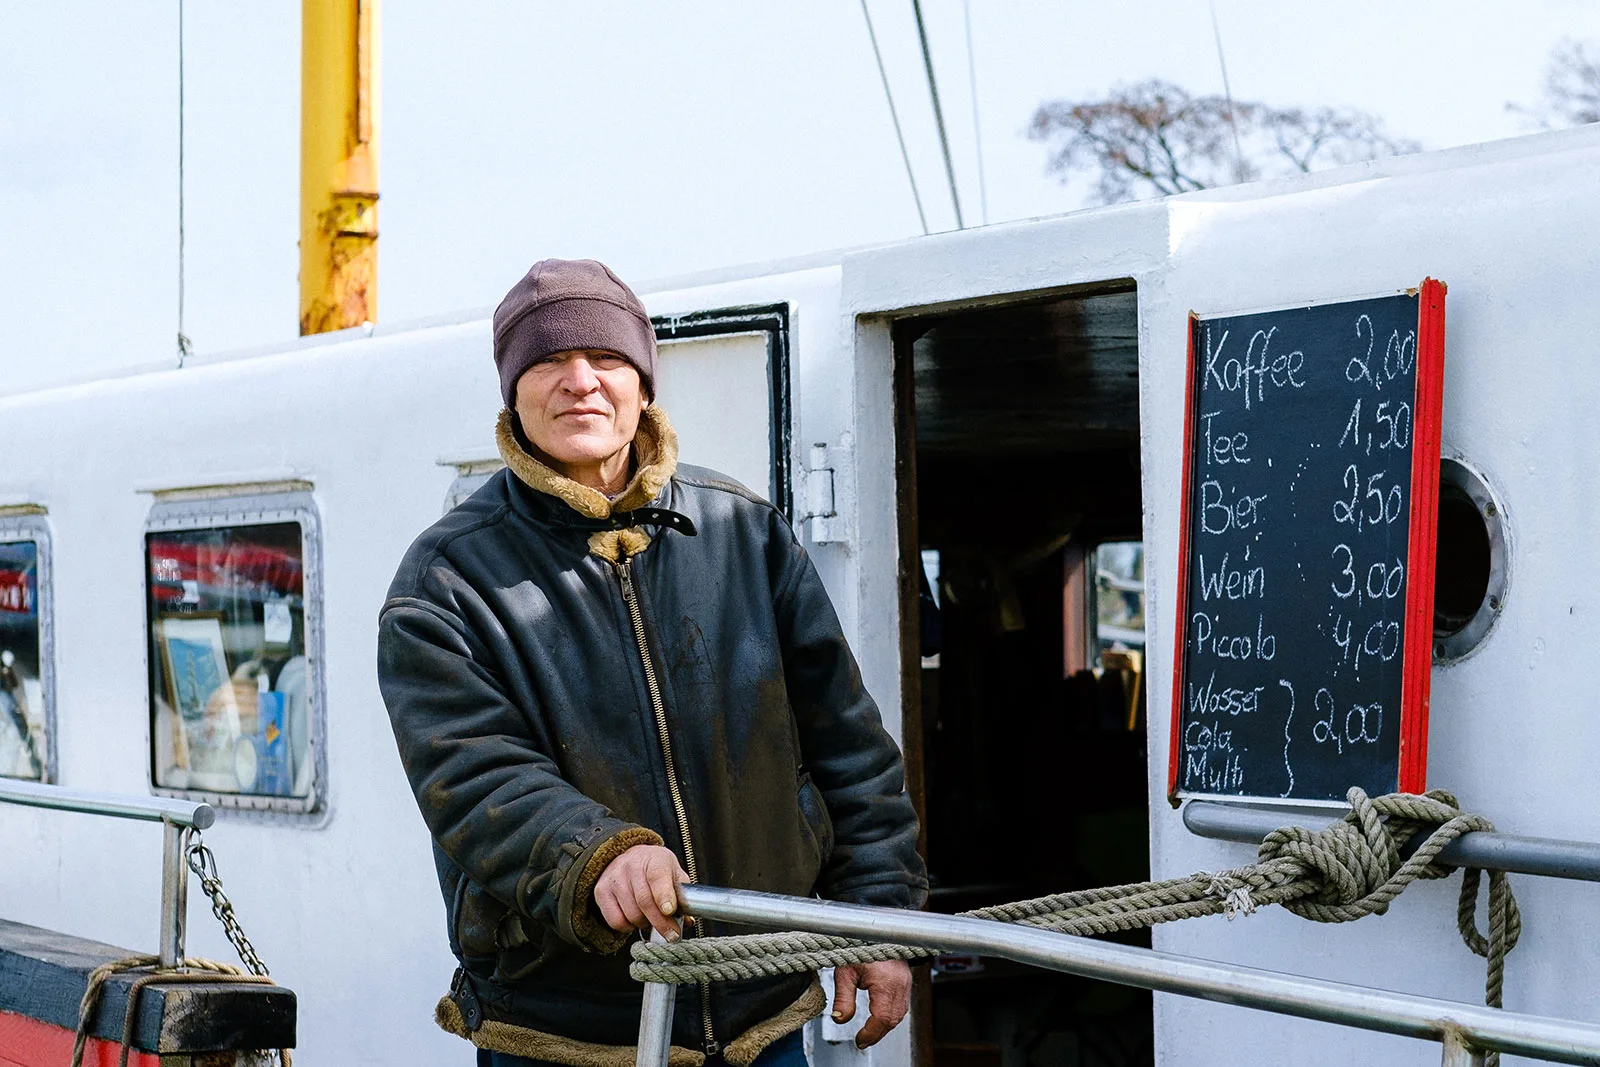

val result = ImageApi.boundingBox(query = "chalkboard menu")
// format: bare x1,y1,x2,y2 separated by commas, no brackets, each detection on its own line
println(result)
1168,282,1445,803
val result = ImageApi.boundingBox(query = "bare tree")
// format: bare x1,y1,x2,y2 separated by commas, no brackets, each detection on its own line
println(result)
1030,79,1419,205
1510,37,1600,128
1263,106,1420,173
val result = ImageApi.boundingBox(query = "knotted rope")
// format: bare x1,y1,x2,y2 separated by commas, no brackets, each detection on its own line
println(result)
633,789,1519,1061
71,955,291,1067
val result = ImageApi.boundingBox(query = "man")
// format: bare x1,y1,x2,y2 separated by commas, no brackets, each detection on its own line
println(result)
379,259,927,1066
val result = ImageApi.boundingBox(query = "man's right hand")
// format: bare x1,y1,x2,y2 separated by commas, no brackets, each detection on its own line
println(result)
594,844,687,942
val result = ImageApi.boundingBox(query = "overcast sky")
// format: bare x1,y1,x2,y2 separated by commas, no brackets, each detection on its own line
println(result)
3,1,1598,394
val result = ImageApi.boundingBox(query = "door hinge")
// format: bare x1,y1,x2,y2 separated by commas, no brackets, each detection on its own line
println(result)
801,439,854,545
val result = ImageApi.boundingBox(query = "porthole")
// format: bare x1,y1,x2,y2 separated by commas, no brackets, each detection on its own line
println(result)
1433,458,1507,664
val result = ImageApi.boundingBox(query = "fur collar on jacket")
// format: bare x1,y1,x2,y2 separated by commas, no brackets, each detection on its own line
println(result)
495,405,679,561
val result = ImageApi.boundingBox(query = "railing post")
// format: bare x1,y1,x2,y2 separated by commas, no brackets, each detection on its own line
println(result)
636,931,677,1067
0,778,211,969
1441,1030,1486,1067
158,817,191,968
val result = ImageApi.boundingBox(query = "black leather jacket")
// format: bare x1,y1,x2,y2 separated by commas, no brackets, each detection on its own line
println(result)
378,419,926,1055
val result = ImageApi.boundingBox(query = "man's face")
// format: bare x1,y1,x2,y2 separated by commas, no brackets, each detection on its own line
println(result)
514,348,647,470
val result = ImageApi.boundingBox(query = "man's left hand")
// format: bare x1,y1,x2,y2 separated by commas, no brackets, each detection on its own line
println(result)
830,959,912,1049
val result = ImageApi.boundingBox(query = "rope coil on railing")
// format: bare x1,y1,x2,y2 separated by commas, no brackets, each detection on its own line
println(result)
632,789,1520,1064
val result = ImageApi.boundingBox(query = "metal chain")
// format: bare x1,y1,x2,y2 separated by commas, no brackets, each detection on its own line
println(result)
186,834,271,977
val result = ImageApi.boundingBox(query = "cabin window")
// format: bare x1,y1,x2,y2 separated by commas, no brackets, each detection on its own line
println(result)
1092,540,1146,661
0,515,53,783
439,304,794,518
145,488,323,814
441,458,505,515
653,305,793,516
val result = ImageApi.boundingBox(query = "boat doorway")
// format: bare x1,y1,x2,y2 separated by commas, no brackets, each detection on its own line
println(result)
893,283,1151,1067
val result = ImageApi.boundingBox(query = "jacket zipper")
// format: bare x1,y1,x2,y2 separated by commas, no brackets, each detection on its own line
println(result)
616,554,719,1057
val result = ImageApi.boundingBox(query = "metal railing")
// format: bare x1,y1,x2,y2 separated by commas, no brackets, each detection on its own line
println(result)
1183,800,1600,882
637,885,1600,1067
0,777,213,967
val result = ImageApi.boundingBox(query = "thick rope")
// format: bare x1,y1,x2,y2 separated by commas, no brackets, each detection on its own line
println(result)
632,788,1518,1059
72,955,291,1067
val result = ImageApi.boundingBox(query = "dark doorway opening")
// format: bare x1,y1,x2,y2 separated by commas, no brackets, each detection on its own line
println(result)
895,283,1151,1067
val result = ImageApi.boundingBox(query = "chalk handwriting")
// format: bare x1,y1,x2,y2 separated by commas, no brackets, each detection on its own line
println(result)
1338,399,1412,454
1333,464,1404,528
1347,316,1417,393
1190,611,1277,661
1200,412,1251,466
1203,325,1307,408
1200,479,1269,534
1330,546,1403,606
1331,614,1401,671
1278,679,1296,798
1198,549,1265,601
1311,689,1384,754
1185,749,1246,792
1186,671,1266,717
1182,297,1424,799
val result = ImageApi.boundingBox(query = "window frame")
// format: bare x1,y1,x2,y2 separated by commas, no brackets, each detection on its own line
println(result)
1089,539,1147,667
440,304,796,518
143,485,326,817
0,509,56,783
652,304,794,518
439,458,505,514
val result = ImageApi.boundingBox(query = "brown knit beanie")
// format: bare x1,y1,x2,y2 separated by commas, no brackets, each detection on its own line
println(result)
493,259,658,406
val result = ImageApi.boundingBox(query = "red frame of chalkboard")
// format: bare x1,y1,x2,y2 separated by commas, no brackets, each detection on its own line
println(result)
1398,278,1447,793
1166,282,1447,804
1166,314,1203,805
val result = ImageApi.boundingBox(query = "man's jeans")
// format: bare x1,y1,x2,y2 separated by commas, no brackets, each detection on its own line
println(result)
476,1028,808,1067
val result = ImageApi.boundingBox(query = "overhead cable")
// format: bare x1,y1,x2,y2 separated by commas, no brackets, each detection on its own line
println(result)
177,0,192,365
1209,0,1248,183
858,0,929,235
910,0,963,228
963,0,988,226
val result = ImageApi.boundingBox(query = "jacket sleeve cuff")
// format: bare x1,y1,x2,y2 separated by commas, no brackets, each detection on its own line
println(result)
556,824,665,953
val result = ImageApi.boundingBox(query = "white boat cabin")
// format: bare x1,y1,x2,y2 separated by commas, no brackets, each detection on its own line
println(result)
2,123,1598,1067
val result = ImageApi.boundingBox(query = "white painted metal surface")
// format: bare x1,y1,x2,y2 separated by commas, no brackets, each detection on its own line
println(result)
838,124,1600,1067
654,331,773,496
0,123,1598,1065
1145,128,1600,1067
0,266,847,1065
